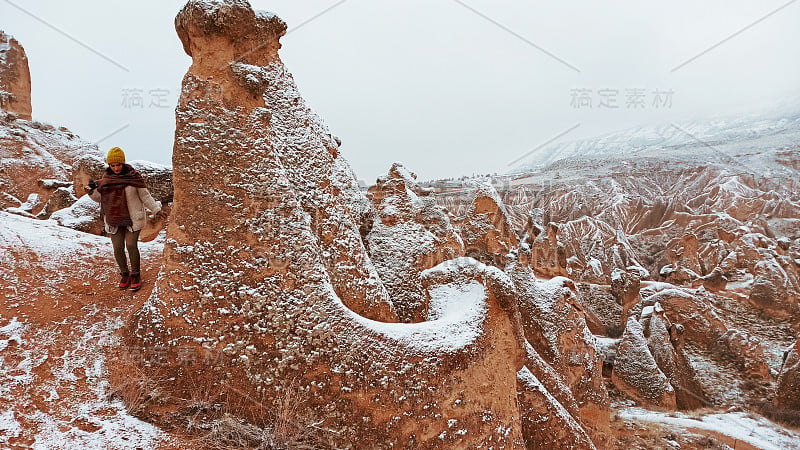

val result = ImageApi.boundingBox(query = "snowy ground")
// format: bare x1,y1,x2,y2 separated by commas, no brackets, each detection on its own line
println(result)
0,212,179,448
618,407,800,450
0,316,165,449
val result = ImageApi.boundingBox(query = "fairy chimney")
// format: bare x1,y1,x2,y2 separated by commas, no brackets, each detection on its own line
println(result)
123,1,530,446
0,31,32,120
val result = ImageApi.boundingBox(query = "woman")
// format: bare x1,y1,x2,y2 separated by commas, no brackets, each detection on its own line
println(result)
86,147,163,291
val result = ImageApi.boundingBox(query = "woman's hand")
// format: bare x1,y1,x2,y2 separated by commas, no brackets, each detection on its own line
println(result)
151,208,169,221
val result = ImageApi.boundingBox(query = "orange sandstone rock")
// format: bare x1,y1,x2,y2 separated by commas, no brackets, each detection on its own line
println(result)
365,162,465,322
0,31,31,120
124,1,537,447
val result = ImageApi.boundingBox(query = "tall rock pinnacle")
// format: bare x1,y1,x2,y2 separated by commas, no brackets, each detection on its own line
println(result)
0,30,32,120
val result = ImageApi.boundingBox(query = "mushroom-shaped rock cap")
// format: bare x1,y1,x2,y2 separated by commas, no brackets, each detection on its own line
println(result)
176,0,287,61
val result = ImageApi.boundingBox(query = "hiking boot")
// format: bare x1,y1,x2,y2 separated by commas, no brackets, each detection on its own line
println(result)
119,272,130,289
130,273,142,291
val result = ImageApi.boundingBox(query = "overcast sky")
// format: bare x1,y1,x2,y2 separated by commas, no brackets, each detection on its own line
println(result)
2,0,799,181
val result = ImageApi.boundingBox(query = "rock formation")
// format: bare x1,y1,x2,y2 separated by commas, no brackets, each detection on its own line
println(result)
35,185,77,219
517,366,596,450
510,265,610,441
121,1,558,446
749,252,798,318
441,180,613,443
460,182,518,268
611,268,642,327
612,316,677,409
49,194,103,235
1,0,799,445
0,112,99,212
645,287,774,386
775,338,800,420
365,162,464,322
575,282,624,336
528,216,647,284
0,31,31,121
434,147,800,417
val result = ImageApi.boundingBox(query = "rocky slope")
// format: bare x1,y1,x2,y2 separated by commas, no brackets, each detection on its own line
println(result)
432,113,800,432
0,213,183,448
0,111,100,215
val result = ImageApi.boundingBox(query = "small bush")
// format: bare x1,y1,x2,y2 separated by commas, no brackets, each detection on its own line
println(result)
106,349,169,417
198,414,271,449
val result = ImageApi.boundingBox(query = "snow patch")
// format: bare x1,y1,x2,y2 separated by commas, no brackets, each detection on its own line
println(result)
346,279,487,352
619,407,800,450
0,410,22,444
0,317,24,351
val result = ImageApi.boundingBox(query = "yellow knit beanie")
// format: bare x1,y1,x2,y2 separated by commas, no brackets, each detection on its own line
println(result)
107,147,126,165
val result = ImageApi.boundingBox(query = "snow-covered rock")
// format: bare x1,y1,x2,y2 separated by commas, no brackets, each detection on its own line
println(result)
459,181,518,268
509,261,610,440
49,194,102,235
517,366,597,450
612,317,677,409
611,268,641,327
0,112,99,211
123,1,535,446
365,162,464,322
529,216,645,284
749,255,798,318
36,186,77,219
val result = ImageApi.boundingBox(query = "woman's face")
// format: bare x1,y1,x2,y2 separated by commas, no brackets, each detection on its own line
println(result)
110,163,124,174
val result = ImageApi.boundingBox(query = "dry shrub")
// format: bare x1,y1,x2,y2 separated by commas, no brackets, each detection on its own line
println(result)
188,380,337,449
610,418,673,450
106,349,337,448
197,414,270,449
270,382,304,442
106,347,169,417
758,399,800,428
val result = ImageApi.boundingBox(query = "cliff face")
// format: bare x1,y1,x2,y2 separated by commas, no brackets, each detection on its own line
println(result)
0,31,32,121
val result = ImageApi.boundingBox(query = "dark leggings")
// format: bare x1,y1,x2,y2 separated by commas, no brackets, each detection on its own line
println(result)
110,228,141,274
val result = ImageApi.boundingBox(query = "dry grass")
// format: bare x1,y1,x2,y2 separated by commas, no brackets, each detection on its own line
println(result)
270,382,304,442
106,348,169,417
196,414,271,449
192,386,334,450
758,399,800,428
106,356,336,449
